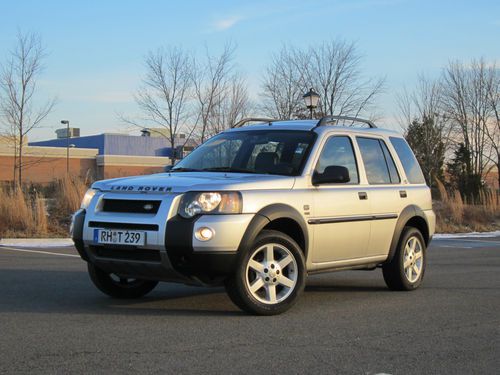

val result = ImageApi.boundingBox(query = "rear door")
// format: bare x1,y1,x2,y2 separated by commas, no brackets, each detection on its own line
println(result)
355,136,404,257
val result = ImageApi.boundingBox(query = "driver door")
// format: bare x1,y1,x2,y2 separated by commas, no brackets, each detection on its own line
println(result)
311,135,371,264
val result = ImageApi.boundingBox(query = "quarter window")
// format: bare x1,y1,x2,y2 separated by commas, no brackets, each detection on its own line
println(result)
389,137,426,184
357,137,400,184
315,136,359,184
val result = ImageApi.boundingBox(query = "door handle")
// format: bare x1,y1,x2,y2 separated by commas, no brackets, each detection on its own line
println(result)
399,190,407,198
358,192,368,200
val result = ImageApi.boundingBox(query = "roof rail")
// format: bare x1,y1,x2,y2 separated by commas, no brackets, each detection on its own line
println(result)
232,117,277,128
316,115,377,128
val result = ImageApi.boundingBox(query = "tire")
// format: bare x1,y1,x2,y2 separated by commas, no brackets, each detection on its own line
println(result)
383,226,426,291
225,230,306,315
87,263,158,299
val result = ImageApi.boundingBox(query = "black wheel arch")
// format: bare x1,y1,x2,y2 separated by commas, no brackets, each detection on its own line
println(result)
237,204,309,258
386,205,430,264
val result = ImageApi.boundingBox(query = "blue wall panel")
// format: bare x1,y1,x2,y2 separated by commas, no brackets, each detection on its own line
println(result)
29,134,172,156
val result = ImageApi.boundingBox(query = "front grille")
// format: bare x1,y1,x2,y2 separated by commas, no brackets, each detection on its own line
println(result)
102,199,161,214
88,221,159,231
90,246,161,262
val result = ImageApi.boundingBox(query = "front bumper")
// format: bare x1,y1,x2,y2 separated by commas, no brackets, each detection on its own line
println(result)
71,194,253,284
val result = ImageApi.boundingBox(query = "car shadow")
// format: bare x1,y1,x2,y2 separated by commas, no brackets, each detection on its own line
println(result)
0,268,389,316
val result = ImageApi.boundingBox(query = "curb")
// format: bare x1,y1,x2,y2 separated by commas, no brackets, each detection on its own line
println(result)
433,230,500,239
0,238,74,248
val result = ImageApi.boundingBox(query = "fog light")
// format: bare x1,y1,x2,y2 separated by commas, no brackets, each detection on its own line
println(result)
195,227,214,242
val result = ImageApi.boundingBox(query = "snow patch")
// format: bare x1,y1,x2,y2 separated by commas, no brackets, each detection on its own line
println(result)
0,238,74,248
434,231,500,239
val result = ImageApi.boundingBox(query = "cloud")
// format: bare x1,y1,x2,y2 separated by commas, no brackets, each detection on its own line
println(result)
213,16,242,31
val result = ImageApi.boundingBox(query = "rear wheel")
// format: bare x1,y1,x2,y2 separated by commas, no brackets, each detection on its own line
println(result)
87,263,158,299
383,226,426,291
225,230,306,315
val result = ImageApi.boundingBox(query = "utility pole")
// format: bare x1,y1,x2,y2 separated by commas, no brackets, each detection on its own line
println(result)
61,120,70,174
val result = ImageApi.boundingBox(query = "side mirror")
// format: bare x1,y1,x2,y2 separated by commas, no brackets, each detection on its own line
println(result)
164,165,173,172
312,165,350,185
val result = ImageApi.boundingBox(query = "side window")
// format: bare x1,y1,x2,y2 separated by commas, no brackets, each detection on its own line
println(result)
357,137,400,184
390,137,426,184
315,136,359,184
380,141,400,183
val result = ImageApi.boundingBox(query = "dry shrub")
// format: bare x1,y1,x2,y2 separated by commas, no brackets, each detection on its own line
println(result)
479,190,499,215
0,186,48,237
434,180,500,233
449,190,464,223
58,176,88,214
435,179,449,203
47,176,91,236
34,194,48,235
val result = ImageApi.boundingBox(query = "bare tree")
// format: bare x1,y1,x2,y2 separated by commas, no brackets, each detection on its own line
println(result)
441,59,493,180
260,40,384,120
0,31,56,186
209,74,251,136
297,40,385,118
396,75,453,189
397,75,444,125
484,62,500,188
121,47,193,163
261,46,304,119
192,43,236,142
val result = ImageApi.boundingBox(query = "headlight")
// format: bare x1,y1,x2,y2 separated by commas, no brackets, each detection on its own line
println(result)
179,192,242,218
80,188,98,209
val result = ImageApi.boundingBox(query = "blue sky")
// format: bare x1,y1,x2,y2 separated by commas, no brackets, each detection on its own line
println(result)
0,0,499,141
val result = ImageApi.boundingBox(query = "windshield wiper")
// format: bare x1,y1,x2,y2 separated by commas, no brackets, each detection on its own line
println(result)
170,167,202,172
201,167,258,174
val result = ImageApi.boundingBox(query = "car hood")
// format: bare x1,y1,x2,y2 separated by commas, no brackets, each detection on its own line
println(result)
92,172,296,193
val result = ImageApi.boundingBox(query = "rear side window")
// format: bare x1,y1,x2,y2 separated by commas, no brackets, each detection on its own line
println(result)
389,137,426,184
357,137,400,184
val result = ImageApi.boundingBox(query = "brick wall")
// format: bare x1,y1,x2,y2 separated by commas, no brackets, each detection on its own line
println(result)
0,155,97,183
0,146,171,184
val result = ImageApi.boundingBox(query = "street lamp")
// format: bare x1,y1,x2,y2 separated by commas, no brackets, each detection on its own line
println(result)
303,88,320,119
61,120,70,174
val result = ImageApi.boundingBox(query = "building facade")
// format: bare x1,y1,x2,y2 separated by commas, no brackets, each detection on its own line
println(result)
0,130,179,184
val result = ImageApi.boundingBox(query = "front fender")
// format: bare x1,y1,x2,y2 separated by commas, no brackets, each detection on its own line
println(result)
237,204,309,257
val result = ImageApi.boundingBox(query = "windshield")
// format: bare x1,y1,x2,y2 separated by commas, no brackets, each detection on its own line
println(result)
172,130,316,176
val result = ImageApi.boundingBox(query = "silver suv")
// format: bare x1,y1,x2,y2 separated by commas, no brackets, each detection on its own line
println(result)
71,116,435,315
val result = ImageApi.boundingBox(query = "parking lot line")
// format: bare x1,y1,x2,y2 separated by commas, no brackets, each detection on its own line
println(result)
0,246,80,258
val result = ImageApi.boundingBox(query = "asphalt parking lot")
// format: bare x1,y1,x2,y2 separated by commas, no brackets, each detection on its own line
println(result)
0,237,499,374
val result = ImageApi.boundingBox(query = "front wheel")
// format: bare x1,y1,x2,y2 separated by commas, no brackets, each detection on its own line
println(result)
225,230,306,315
87,263,158,299
383,226,426,291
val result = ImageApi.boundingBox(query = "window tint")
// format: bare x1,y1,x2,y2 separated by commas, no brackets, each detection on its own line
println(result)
247,142,282,169
380,141,400,183
315,136,359,184
173,130,316,176
389,137,426,184
198,138,243,169
357,137,400,184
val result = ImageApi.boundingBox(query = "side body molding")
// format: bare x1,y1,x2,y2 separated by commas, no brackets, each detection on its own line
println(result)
386,204,429,263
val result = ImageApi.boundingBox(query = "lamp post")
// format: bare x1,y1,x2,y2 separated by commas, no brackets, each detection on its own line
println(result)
61,120,70,174
303,88,320,119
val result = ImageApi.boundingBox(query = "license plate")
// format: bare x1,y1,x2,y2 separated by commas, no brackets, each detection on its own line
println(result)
94,229,146,246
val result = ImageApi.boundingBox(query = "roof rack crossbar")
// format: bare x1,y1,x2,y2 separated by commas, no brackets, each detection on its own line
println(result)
232,117,277,128
316,115,377,128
